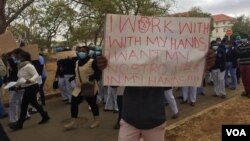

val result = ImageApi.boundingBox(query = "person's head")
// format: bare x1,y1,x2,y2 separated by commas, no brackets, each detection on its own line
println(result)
221,38,227,44
216,38,221,44
12,48,31,64
77,46,89,60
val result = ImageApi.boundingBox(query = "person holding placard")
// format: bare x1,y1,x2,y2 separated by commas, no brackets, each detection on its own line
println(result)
95,49,215,141
9,49,50,130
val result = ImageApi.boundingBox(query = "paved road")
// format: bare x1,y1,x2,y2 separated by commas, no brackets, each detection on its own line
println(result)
0,84,243,141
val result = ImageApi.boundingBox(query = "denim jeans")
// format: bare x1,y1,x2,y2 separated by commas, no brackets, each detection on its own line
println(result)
225,62,237,89
0,94,7,117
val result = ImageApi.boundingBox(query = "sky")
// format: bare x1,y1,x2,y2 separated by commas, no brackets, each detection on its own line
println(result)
169,0,250,17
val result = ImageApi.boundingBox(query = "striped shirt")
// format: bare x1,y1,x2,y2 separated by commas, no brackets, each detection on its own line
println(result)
238,42,250,65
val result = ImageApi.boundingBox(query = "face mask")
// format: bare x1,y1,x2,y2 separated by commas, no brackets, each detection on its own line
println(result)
15,60,21,64
89,50,95,56
95,51,101,56
77,52,87,59
11,56,16,61
212,46,218,50
95,47,102,51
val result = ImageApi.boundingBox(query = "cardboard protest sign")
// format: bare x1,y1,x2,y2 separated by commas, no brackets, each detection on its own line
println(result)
0,31,18,55
56,51,76,60
21,44,39,60
103,14,211,87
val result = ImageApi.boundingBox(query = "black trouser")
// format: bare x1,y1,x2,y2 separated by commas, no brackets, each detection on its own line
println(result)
17,84,47,127
0,123,10,141
116,96,123,124
71,94,99,118
39,76,46,105
236,67,241,83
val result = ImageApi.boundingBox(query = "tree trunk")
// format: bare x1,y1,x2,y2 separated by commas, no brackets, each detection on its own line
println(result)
0,0,7,34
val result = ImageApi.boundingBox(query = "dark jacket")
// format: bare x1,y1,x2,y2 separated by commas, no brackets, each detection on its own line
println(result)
7,58,18,82
212,45,226,71
225,47,238,68
32,60,43,75
63,57,77,75
7,58,18,91
55,59,65,78
122,87,171,129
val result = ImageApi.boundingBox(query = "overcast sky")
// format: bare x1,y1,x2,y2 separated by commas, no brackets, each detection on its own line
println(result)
169,0,249,17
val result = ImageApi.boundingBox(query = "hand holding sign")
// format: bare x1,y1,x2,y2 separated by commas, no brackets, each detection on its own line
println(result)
103,14,211,87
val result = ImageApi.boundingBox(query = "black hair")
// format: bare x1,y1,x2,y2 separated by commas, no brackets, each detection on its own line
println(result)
12,48,24,55
81,46,89,52
19,51,31,61
12,48,31,61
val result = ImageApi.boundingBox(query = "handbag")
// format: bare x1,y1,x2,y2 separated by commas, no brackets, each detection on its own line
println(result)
77,64,95,97
53,80,58,89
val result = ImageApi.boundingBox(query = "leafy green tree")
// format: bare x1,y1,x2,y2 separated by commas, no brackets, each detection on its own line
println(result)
232,15,250,40
70,0,172,46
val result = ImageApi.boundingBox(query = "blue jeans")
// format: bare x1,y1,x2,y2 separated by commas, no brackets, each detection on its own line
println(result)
0,98,7,116
225,62,237,89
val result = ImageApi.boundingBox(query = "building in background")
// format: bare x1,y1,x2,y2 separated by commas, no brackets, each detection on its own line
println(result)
211,14,236,41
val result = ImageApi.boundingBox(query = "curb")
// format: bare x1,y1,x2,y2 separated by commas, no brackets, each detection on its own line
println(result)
165,95,239,131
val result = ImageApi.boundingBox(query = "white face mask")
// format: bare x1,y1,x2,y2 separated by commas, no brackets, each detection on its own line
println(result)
212,46,218,50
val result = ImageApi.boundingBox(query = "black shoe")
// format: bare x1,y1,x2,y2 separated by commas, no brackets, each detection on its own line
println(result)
171,113,179,119
241,92,247,97
9,122,22,130
177,96,183,99
190,102,195,106
221,95,226,99
180,100,188,104
0,113,8,119
200,92,205,96
39,113,50,124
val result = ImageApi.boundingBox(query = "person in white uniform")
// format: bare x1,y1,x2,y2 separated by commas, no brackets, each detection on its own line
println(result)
164,88,179,118
181,86,197,106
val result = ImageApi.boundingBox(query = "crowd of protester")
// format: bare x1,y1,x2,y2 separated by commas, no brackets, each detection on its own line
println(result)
0,37,249,141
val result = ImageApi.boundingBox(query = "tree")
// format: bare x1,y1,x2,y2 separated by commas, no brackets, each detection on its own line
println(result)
232,15,250,40
0,0,35,34
35,0,76,49
171,7,214,31
70,0,172,46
